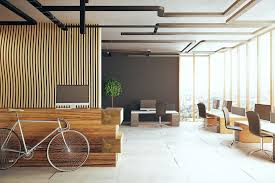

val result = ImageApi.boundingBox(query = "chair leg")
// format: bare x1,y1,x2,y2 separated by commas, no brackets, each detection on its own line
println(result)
229,131,238,147
158,116,171,128
248,137,272,160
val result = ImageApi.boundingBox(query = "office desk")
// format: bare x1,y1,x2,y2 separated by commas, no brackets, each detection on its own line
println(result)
207,109,247,134
235,120,273,143
131,110,180,127
235,120,275,161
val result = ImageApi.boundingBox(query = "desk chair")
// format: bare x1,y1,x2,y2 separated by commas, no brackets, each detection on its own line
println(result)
270,112,275,123
222,107,243,146
197,103,217,127
254,104,271,121
246,111,272,159
156,102,167,127
223,101,232,112
231,106,246,116
167,104,176,111
212,99,220,109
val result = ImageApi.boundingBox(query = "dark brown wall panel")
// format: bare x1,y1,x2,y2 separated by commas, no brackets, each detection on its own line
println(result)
102,53,179,121
0,23,101,108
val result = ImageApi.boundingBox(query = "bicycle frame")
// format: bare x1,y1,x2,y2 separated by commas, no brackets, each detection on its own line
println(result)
1,112,70,159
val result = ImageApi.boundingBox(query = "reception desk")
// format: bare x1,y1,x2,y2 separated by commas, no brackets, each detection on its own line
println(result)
0,108,123,167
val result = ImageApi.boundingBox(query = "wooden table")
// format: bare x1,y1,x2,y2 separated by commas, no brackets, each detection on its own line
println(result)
131,110,180,127
235,120,273,143
235,120,275,161
207,109,247,134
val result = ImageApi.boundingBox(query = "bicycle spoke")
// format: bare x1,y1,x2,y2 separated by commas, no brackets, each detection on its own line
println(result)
47,130,89,171
0,128,21,170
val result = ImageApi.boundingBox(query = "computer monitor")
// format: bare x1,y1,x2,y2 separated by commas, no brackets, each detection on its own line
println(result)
140,100,156,111
56,85,89,108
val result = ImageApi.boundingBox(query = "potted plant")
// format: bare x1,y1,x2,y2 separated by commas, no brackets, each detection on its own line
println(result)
104,79,122,107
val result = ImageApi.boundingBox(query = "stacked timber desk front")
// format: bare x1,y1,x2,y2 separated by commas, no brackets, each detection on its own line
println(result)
0,108,123,167
207,109,247,134
131,110,180,127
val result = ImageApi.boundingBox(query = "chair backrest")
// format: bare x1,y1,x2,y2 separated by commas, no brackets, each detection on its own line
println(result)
222,107,230,127
222,100,232,112
231,106,246,116
246,111,261,136
166,104,176,110
140,100,156,109
254,104,271,121
226,101,232,112
212,99,220,109
156,102,167,117
197,103,207,118
270,112,275,123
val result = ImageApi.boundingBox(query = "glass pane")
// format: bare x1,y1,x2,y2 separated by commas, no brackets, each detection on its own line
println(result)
210,53,224,109
231,48,239,106
180,56,193,120
258,33,271,105
224,51,231,101
195,56,209,118
273,31,275,110
239,45,247,108
248,39,257,110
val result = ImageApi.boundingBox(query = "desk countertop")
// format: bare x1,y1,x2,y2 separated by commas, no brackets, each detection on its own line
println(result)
207,109,246,119
235,120,275,134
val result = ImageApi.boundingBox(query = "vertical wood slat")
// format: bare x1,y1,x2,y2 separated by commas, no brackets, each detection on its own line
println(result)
0,23,101,109
0,26,3,108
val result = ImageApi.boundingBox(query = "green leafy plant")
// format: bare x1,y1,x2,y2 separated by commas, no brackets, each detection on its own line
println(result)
104,79,122,107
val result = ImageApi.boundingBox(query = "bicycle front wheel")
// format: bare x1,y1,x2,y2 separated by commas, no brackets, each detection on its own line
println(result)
47,130,90,171
0,128,21,170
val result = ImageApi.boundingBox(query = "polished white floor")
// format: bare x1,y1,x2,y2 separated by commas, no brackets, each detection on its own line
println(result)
1,122,275,183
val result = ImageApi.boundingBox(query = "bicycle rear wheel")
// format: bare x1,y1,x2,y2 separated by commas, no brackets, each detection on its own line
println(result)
0,128,21,170
47,130,90,171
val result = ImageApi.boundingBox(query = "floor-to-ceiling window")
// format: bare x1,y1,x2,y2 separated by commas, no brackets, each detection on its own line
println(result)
210,53,224,108
273,31,275,109
180,28,275,120
239,44,247,108
194,56,209,118
231,48,239,106
180,55,210,121
224,51,231,101
248,39,258,110
180,56,193,120
258,33,271,105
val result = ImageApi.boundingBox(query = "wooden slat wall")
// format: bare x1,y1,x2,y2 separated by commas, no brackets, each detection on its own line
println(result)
0,23,101,108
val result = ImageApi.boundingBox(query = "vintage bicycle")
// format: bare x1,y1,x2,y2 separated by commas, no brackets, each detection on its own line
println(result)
0,109,90,171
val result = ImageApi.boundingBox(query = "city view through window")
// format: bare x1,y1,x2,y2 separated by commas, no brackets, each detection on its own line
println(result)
180,31,275,121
